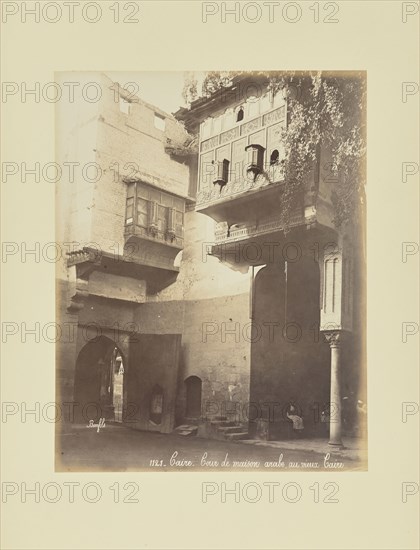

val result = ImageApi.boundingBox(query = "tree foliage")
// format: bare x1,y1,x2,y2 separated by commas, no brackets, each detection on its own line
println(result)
181,72,198,106
182,71,238,104
277,72,366,229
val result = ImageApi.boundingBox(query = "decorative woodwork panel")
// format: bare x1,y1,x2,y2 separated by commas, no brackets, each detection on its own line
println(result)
200,150,215,190
263,106,285,126
241,117,261,136
249,129,265,148
231,137,247,182
220,126,239,144
201,135,219,152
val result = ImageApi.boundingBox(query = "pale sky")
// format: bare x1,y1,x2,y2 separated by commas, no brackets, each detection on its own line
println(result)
106,71,205,115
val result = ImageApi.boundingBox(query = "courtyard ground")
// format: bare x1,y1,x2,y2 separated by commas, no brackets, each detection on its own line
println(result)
56,423,367,472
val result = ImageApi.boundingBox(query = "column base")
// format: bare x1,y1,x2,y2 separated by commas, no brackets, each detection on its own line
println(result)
328,441,345,449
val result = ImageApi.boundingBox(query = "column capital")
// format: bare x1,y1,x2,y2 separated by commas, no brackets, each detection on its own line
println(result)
324,330,342,348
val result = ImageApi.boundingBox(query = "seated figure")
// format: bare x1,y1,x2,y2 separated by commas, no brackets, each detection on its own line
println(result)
286,404,304,436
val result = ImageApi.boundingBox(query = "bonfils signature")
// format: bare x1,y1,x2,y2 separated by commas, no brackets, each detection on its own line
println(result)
86,418,106,433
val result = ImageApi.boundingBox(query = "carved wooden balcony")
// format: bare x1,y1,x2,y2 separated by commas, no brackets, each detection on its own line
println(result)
213,208,306,245
124,222,184,251
123,181,185,281
196,166,285,225
196,104,287,224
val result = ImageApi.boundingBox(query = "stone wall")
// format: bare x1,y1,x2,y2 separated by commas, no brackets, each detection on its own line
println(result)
56,72,191,263
134,207,253,425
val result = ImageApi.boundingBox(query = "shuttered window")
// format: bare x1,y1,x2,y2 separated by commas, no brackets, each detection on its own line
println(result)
125,183,184,242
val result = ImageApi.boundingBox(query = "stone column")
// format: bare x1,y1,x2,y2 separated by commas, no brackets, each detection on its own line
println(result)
325,331,343,447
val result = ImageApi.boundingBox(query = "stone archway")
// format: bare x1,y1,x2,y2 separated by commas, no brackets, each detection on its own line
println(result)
73,336,126,423
250,258,330,439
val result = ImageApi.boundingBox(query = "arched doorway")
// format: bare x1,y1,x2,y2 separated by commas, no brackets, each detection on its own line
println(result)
74,336,125,423
250,259,330,439
185,376,202,418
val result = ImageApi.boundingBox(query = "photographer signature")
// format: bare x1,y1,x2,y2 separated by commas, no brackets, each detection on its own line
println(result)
86,418,106,433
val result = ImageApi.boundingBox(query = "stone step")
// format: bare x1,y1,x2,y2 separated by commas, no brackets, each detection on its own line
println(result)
210,420,236,427
174,424,198,437
225,432,249,441
217,426,246,434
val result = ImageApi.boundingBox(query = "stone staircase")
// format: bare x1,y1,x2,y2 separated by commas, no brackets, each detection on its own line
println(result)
208,416,249,441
